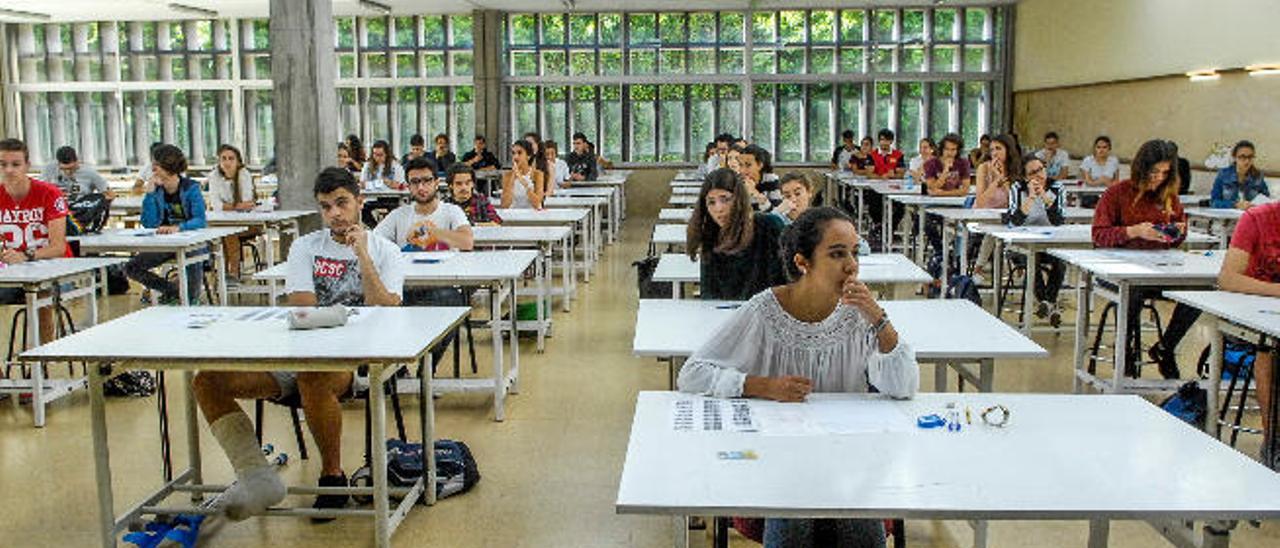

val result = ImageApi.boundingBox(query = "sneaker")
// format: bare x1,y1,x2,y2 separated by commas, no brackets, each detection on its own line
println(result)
1035,301,1050,319
311,473,350,523
1048,304,1062,328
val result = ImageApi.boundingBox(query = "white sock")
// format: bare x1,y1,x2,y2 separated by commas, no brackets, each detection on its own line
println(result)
208,413,286,521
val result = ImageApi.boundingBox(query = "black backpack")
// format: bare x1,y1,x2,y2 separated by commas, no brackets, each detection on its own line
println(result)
67,193,111,236
351,439,480,503
632,255,672,299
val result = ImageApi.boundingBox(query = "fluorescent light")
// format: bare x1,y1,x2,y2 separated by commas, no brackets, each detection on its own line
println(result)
0,7,51,21
1247,64,1280,77
167,3,218,18
1186,69,1219,82
359,0,392,14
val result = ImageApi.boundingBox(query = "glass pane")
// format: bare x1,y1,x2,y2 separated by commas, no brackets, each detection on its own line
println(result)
450,15,474,47
513,86,538,138
571,86,597,143
719,13,744,45
752,12,775,45
808,84,834,162
870,47,893,72
659,13,685,45
838,83,862,141
395,53,417,77
394,17,416,47
689,48,715,74
902,10,925,42
810,11,836,43
339,89,359,140
541,14,565,45
717,85,742,138
452,86,474,152
778,47,804,74
570,50,596,76
690,86,714,160
873,81,893,135
629,14,657,45
811,47,835,74
601,85,622,159
965,9,989,41
422,16,446,48
659,49,685,74
718,49,743,74
871,10,895,42
337,18,356,49
545,85,568,148
422,87,448,148
542,50,566,76
368,88,389,142
367,53,390,77
777,84,803,163
629,49,656,74
512,51,537,76
570,15,596,45
964,46,989,71
933,9,958,41
658,84,685,162
630,84,657,162
752,84,774,150
396,88,418,154
932,46,958,72
599,50,623,75
961,82,987,147
451,51,473,76
930,82,955,139
422,51,445,76
897,83,923,154
510,15,536,46
779,11,805,44
366,18,388,49
840,10,865,43
839,47,864,73
902,46,925,72
690,13,716,44
250,90,273,164
599,14,622,45
751,50,775,74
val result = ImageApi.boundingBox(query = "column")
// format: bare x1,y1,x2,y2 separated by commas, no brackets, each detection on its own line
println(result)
101,22,127,167
269,0,339,212
471,10,502,148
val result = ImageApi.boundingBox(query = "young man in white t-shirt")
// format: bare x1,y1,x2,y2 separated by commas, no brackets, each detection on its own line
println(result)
373,156,473,252
1035,131,1072,180
191,167,405,523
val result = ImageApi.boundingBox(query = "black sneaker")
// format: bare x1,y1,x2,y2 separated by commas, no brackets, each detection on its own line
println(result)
311,473,350,523
1148,344,1181,380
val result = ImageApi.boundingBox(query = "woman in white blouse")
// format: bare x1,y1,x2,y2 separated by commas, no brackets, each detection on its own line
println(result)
501,140,546,209
678,206,918,548
208,144,257,280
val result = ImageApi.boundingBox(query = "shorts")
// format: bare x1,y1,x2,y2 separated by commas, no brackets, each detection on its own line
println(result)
268,371,356,408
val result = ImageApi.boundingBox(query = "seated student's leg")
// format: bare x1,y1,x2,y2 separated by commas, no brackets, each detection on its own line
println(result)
125,252,178,299
295,371,354,520
1257,351,1279,469
224,235,242,279
829,518,887,548
184,260,205,304
764,518,815,548
1034,254,1066,304
1151,304,1202,373
191,371,287,520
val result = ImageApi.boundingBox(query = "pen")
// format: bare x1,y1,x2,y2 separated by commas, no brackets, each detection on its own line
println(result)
1260,310,1280,316
715,304,742,310
965,407,972,424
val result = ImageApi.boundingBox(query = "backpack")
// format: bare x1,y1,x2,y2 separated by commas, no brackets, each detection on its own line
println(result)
103,370,156,397
632,255,672,299
351,439,480,503
946,274,982,307
67,193,111,236
1160,381,1207,427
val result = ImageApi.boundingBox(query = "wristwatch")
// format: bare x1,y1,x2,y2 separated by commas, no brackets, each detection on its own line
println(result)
23,248,35,262
871,313,891,335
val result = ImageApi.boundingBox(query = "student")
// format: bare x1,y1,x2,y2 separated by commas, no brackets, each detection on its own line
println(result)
544,140,570,192
704,133,735,174
447,163,501,225
847,136,875,176
125,144,207,304
869,129,905,179
923,133,971,197
336,142,360,174
1216,201,1280,469
971,134,1021,284
1079,135,1120,188
907,137,935,184
1035,132,1071,180
566,132,599,182
133,141,164,194
41,145,111,200
737,145,783,213
775,173,814,223
426,133,456,175
344,134,366,172
968,134,992,167
501,140,546,210
208,144,258,280
374,156,473,252
1092,139,1196,379
522,132,549,181
679,206,917,548
1008,155,1067,326
685,168,787,301
0,138,72,343
360,140,405,191
192,167,404,522
697,142,717,177
830,129,857,172
401,134,426,167
460,135,500,170
1211,140,1269,209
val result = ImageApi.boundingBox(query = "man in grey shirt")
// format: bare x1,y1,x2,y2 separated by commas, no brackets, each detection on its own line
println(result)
41,145,113,200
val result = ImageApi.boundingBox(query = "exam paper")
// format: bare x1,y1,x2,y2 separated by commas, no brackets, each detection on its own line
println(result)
670,396,758,433
753,399,913,436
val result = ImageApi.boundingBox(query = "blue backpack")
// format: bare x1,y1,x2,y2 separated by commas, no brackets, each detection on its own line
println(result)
1160,381,1208,427
352,439,480,502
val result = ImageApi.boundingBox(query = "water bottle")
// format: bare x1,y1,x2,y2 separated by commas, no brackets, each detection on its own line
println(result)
904,172,915,191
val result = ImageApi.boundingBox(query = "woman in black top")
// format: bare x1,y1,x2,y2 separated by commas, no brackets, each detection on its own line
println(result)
1007,155,1067,326
687,168,787,301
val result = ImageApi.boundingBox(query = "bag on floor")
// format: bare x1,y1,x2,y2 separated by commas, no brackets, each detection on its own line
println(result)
632,255,672,299
351,439,480,502
106,265,132,295
104,370,156,397
1159,381,1207,427
946,274,982,307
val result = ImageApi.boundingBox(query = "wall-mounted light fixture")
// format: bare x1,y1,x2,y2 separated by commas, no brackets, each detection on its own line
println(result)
1186,69,1220,82
1247,64,1280,77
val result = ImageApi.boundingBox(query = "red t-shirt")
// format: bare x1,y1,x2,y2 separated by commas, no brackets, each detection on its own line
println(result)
1229,202,1280,283
870,149,904,176
0,178,71,256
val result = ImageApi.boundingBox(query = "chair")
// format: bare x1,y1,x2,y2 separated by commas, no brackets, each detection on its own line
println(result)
253,370,410,462
5,302,80,379
1085,300,1166,378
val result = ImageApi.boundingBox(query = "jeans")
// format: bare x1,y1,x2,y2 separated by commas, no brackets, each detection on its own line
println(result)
125,252,204,303
1099,281,1202,374
1033,253,1066,304
763,518,886,548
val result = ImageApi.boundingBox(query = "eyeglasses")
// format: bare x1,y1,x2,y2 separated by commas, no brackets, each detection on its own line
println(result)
1236,154,1255,160
1026,166,1046,177
705,195,735,207
407,176,435,186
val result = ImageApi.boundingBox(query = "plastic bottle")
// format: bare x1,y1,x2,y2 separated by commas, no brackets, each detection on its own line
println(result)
904,172,915,191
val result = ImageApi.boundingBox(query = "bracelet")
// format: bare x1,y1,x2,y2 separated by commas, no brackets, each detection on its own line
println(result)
871,313,891,335
981,404,1010,427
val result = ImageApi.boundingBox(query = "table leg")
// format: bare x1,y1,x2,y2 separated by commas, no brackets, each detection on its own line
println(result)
26,289,44,427
959,222,970,277
916,205,926,266
215,240,228,305
1111,282,1130,393
509,276,521,396
856,188,865,235
992,240,1005,316
1088,519,1111,548
90,364,117,548
1073,272,1092,393
419,355,438,506
672,281,679,300
1022,247,1037,335
562,237,572,313
176,249,190,306
184,369,203,493
99,266,111,321
934,361,947,392
882,195,891,253
673,516,690,548
265,226,277,267
369,364,391,548
534,247,546,353
970,519,989,548
940,216,951,297
979,359,995,392
491,280,506,421
1206,321,1225,434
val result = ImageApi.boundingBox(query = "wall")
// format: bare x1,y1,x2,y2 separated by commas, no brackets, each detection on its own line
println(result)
1012,0,1280,174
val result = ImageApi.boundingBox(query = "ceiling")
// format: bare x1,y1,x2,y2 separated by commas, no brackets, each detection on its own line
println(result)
0,0,1017,23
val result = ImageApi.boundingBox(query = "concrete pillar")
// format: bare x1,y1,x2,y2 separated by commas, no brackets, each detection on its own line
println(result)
73,23,95,164
157,23,176,147
185,21,206,166
471,10,502,148
213,21,233,150
241,20,260,164
269,0,338,212
45,24,68,158
16,25,42,162
129,22,149,165
101,22,127,167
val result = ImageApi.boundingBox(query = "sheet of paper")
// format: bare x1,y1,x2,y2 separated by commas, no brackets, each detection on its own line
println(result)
753,399,914,436
670,396,758,433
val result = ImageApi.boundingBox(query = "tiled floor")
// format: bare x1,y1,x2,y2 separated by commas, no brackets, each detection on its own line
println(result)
1,198,1277,547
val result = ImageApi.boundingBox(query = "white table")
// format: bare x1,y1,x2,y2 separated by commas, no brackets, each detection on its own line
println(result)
496,208,595,281
658,208,692,224
671,186,699,196
633,299,1045,391
204,209,316,269
1052,249,1224,395
851,179,913,252
651,253,930,300
888,194,969,264
1184,207,1244,249
545,195,615,244
560,173,628,222
617,391,1280,548
928,207,1095,296
474,225,574,314
73,227,246,306
1060,181,1107,206
254,251,539,412
670,179,701,188
1165,290,1280,434
971,224,1218,335
552,187,620,241
669,194,697,207
0,257,126,427
22,305,468,548
650,223,687,254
